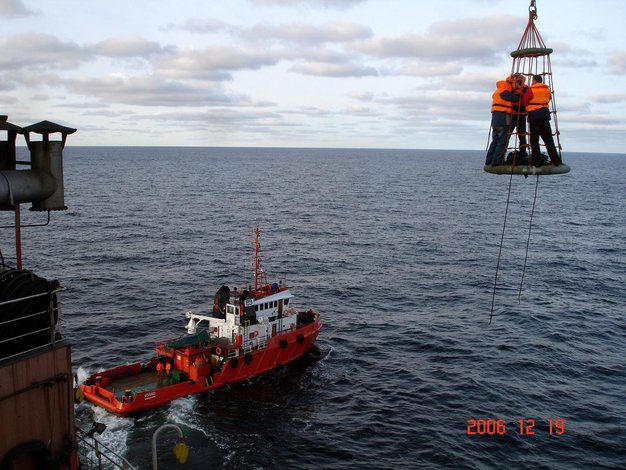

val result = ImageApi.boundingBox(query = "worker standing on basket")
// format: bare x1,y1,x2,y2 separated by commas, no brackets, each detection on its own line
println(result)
521,74,563,167
485,75,521,166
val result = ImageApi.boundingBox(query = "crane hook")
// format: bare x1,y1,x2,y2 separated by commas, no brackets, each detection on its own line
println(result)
529,0,538,20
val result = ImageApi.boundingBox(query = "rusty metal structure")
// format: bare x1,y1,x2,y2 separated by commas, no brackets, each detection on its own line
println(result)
0,115,79,469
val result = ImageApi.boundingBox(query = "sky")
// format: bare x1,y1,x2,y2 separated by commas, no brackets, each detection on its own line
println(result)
1,0,625,152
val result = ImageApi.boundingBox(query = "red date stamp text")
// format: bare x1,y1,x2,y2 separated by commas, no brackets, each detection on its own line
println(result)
467,418,565,436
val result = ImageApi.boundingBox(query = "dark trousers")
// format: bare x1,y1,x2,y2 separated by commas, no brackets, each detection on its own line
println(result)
485,126,509,165
511,114,527,156
529,119,561,165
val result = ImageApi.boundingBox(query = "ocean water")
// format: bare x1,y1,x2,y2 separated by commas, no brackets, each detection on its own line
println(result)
4,147,625,469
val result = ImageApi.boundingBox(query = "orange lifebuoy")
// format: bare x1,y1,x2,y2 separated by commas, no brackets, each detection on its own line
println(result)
215,347,222,355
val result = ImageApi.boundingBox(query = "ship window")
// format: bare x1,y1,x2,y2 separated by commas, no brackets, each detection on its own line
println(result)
284,299,289,305
273,301,277,308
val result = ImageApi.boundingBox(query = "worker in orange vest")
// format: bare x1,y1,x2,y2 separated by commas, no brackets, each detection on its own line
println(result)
165,361,172,376
485,75,522,166
156,361,164,376
521,74,563,166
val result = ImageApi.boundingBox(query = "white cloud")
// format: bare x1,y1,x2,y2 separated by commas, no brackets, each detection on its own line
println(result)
354,15,520,63
242,21,372,44
0,33,86,70
290,61,378,77
607,50,626,74
588,93,626,104
89,36,169,58
65,74,243,107
249,0,366,9
0,0,34,17
168,18,372,46
394,63,463,78
154,46,282,81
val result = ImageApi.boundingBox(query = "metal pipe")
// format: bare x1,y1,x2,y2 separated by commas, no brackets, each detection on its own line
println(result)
0,169,57,205
152,424,184,470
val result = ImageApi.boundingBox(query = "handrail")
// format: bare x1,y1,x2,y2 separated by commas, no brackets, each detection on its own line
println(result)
0,325,51,345
76,428,138,470
0,287,64,306
0,287,64,361
0,307,50,327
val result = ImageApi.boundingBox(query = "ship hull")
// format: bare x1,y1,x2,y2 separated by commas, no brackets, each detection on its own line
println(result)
80,314,322,416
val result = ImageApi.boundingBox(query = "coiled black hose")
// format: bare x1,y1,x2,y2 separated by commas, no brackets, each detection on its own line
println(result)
0,267,60,359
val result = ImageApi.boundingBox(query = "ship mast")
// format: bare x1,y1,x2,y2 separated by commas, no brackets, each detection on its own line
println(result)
252,224,267,291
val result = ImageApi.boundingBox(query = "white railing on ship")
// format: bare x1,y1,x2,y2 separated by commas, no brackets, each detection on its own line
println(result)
76,429,137,470
0,288,64,362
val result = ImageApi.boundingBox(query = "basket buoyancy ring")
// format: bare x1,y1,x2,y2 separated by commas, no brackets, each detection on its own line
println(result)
279,339,288,349
244,353,253,364
229,357,239,368
297,334,304,344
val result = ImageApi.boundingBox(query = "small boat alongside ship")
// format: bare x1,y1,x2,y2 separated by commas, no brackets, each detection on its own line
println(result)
80,225,322,416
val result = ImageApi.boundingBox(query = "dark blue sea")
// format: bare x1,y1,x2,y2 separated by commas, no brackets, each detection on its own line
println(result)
5,147,625,469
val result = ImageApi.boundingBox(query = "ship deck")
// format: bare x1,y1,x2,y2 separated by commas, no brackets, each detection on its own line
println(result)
104,370,163,395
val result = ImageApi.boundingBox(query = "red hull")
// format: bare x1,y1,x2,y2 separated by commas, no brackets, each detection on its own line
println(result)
81,314,322,415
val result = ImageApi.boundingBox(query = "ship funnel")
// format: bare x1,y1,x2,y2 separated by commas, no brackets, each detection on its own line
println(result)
22,120,77,211
0,117,76,211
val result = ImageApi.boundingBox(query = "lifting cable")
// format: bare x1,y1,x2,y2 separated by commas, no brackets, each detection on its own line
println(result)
518,176,539,303
489,174,540,322
489,171,515,325
489,173,539,325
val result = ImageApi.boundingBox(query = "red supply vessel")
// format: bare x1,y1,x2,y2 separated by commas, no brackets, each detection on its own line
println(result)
80,225,322,416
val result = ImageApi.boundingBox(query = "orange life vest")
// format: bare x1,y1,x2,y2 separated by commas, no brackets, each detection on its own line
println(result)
525,83,551,112
491,80,515,114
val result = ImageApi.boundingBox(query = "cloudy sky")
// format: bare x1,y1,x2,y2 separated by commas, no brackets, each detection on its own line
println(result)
1,0,625,152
